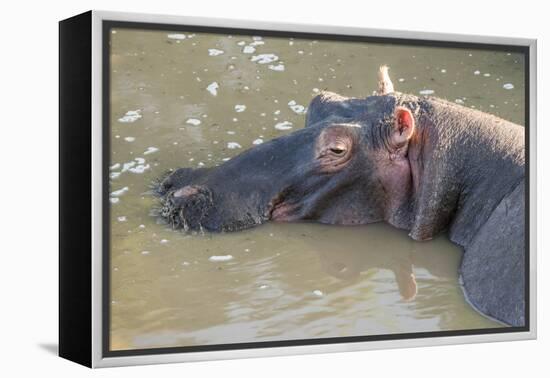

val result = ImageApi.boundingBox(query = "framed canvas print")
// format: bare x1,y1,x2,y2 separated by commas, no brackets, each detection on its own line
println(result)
59,10,537,368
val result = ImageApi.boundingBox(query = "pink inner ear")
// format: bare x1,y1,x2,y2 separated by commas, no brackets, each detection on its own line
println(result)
396,108,413,134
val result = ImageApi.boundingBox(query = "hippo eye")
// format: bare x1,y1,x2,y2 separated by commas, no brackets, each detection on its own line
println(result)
316,125,355,172
330,147,346,155
328,142,347,155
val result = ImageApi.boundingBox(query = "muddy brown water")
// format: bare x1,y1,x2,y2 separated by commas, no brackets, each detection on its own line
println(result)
108,28,524,350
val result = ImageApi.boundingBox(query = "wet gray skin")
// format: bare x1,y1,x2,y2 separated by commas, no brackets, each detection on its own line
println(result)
156,68,525,327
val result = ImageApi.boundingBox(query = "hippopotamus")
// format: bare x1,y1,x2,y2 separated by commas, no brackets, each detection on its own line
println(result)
155,66,525,327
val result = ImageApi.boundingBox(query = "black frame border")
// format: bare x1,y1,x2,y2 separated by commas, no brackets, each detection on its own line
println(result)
101,19,530,359
59,11,93,367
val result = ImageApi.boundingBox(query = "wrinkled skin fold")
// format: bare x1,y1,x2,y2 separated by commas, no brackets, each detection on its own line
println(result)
155,67,525,327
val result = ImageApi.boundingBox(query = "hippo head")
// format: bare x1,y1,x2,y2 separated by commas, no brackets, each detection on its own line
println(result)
156,66,419,233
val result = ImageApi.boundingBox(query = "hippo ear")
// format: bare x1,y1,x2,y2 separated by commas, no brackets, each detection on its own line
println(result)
391,107,415,147
376,65,394,95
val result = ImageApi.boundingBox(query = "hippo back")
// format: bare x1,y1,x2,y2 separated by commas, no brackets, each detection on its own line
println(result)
460,181,525,326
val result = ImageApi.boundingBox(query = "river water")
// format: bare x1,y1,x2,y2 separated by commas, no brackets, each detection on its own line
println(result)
108,27,524,350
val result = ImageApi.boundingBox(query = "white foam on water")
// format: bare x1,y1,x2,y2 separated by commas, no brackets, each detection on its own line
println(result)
503,83,514,90
234,104,246,112
288,100,306,114
206,82,219,96
111,187,129,197
275,121,293,130
141,251,150,255
474,70,481,75
124,137,135,142
250,54,279,64
227,142,242,149
222,157,231,162
313,290,324,297
259,284,269,289
128,164,150,174
208,49,224,56
419,89,435,95
209,255,234,262
110,172,121,179
483,73,491,77
243,45,256,54
455,99,465,104
160,239,169,244
135,157,146,164
441,69,447,73
312,88,320,93
118,110,142,123
186,118,202,126
237,41,246,46
121,161,136,172
117,216,127,222
398,78,405,82
252,138,263,145
167,33,186,40
110,163,121,171
110,198,120,204
227,131,236,135
268,64,285,72
252,36,262,41
144,147,159,155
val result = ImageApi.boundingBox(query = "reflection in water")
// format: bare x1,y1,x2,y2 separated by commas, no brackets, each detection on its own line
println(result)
311,224,467,328
315,225,459,301
108,28,521,351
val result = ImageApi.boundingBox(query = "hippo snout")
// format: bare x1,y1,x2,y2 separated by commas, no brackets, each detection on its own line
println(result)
160,184,214,231
156,167,213,196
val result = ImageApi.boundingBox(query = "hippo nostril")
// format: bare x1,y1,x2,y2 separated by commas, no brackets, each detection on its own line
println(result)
174,185,201,198
159,185,214,231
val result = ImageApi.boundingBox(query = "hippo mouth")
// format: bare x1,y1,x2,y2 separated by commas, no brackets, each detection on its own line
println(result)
268,194,300,222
